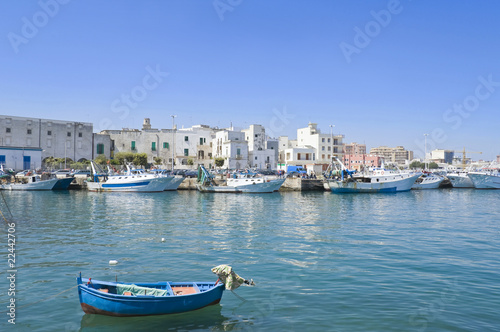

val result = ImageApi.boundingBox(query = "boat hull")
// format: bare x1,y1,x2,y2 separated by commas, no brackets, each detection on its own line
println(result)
447,173,474,188
86,177,170,192
53,177,75,190
3,178,59,190
163,176,185,191
77,278,225,316
328,173,420,193
198,178,285,193
411,175,443,190
467,172,500,189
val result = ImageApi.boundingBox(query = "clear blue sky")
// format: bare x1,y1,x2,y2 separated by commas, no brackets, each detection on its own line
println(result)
1,0,499,160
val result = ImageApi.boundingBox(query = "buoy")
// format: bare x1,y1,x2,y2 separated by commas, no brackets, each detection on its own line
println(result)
161,238,165,242
109,260,118,265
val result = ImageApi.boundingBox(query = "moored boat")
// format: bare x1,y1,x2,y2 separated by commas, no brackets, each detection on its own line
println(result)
86,161,171,192
411,172,444,190
1,175,59,190
467,170,500,189
197,165,285,193
326,157,421,193
77,265,253,316
446,172,474,188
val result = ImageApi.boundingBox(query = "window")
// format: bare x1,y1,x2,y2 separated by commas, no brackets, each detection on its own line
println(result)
152,142,156,151
184,149,189,156
47,130,52,135
0,155,5,165
163,142,168,149
131,141,136,150
297,153,301,160
328,146,331,151
27,129,32,135
322,154,325,159
322,138,325,142
237,148,241,155
322,146,325,151
97,143,104,155
184,136,188,141
78,132,82,137
328,138,331,143
67,132,71,137
199,137,204,145
6,128,11,133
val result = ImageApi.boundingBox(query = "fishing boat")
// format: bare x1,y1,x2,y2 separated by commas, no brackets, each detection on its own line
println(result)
446,172,474,188
326,157,421,193
76,265,253,316
53,176,75,190
411,172,444,190
1,175,59,190
86,161,171,192
467,169,500,189
197,165,285,193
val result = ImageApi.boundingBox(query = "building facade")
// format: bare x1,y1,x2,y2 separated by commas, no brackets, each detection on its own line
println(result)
343,154,383,171
213,129,249,169
344,142,367,155
0,115,95,167
242,124,277,169
369,146,414,166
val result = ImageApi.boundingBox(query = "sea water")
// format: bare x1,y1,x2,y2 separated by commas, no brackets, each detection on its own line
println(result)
0,189,499,331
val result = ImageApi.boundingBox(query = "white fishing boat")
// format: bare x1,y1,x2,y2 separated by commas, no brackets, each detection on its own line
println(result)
2,175,59,190
446,172,474,188
326,157,421,193
86,161,171,192
149,170,185,191
411,172,444,190
467,169,500,189
197,166,285,193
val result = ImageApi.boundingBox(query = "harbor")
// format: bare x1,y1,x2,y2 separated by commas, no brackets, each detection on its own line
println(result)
0,189,499,331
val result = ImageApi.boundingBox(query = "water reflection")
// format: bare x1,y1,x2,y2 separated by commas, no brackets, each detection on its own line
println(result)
80,304,240,331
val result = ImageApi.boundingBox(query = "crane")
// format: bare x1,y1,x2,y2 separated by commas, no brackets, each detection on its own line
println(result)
453,148,482,168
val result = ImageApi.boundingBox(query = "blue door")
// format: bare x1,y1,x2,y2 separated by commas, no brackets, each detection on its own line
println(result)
23,156,31,170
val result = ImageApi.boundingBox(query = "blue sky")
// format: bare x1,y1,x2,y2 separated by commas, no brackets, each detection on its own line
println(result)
1,0,499,160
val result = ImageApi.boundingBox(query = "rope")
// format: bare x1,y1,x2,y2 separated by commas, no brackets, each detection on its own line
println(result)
0,285,78,313
1,190,13,219
231,290,247,302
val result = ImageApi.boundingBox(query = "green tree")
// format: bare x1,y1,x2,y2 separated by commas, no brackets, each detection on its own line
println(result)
154,157,162,165
115,152,135,165
428,162,439,169
187,158,194,166
410,161,423,169
94,155,108,165
133,153,148,167
214,157,225,168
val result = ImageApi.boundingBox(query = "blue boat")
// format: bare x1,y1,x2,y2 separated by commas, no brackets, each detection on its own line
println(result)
77,274,225,316
53,177,74,190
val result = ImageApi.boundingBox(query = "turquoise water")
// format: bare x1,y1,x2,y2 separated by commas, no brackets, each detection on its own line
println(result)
1,189,499,331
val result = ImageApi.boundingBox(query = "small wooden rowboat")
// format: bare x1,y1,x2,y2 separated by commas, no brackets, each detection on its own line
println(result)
77,274,225,316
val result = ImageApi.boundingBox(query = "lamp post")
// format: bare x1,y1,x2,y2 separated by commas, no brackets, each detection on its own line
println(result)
64,140,67,169
424,133,428,170
171,115,177,171
329,124,335,160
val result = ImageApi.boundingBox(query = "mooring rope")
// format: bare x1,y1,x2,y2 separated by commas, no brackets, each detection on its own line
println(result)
0,190,13,220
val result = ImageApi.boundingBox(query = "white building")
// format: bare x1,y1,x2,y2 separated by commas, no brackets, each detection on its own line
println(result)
242,124,278,169
212,129,248,169
0,146,43,170
0,114,98,168
101,119,215,168
297,123,343,163
279,122,344,172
